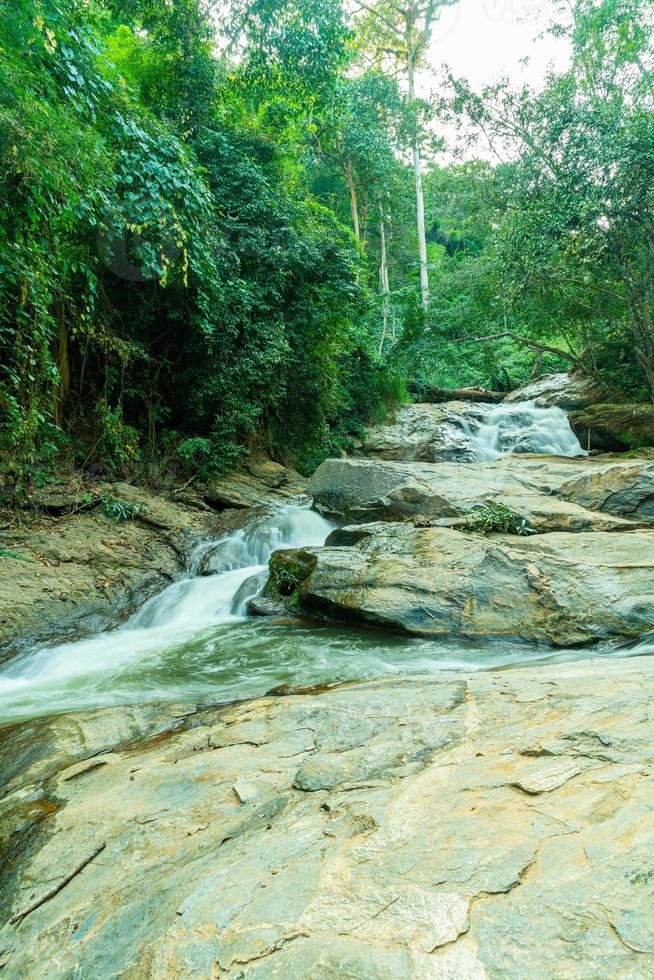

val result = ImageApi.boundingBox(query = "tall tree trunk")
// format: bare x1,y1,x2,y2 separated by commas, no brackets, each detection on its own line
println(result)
339,141,361,243
53,303,69,427
379,212,390,355
347,169,361,243
407,52,429,308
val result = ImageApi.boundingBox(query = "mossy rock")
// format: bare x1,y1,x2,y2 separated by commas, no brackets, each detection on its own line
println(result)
266,549,317,598
569,403,654,453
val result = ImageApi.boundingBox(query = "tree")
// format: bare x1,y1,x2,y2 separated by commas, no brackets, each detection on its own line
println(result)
1,0,394,492
354,0,459,307
446,0,654,398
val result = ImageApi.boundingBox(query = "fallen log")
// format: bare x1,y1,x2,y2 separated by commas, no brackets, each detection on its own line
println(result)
419,386,505,404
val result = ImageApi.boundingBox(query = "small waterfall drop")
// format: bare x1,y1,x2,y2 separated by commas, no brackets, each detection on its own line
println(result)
0,505,333,722
132,504,332,628
468,401,586,461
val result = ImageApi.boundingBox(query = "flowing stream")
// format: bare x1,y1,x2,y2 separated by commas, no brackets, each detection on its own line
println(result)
469,401,586,461
1,403,649,727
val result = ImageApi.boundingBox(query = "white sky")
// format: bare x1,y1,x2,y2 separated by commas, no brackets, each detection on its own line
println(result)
423,0,572,159
427,0,571,87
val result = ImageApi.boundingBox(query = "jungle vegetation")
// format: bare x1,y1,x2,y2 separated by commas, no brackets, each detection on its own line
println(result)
1,0,652,494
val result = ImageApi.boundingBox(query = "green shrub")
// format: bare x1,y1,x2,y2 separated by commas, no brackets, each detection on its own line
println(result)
463,502,534,536
101,493,147,522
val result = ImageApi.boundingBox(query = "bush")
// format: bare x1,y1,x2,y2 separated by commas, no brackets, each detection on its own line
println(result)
463,502,534,536
101,493,147,522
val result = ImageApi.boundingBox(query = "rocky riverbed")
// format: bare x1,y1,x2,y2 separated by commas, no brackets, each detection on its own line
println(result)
1,655,653,977
1,378,654,977
0,459,307,661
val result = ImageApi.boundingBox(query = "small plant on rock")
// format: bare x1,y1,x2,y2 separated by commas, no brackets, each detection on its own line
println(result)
463,502,534,536
101,494,147,523
268,553,304,596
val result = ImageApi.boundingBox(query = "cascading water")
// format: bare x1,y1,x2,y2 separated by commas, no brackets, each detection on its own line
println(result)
0,505,333,724
468,401,587,461
0,405,632,728
1,492,618,726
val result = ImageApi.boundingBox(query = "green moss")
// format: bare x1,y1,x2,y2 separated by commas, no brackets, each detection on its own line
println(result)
267,550,317,599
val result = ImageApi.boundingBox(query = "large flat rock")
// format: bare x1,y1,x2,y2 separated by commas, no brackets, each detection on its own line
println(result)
309,455,654,532
292,523,654,645
570,403,654,453
1,656,653,977
504,371,607,410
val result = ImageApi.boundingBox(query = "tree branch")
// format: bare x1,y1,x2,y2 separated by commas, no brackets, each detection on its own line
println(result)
453,331,578,363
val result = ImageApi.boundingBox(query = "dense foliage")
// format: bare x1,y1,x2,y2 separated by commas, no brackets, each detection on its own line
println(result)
0,0,385,490
1,0,652,496
410,0,654,399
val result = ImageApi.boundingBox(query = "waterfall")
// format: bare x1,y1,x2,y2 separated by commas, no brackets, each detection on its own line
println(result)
468,401,586,461
0,505,333,722
132,505,332,628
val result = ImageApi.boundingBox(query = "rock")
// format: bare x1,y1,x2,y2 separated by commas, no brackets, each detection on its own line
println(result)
556,460,654,523
510,758,582,795
1,657,654,976
569,403,654,453
0,490,237,661
504,371,607,410
105,482,192,532
28,488,100,515
309,456,653,532
247,595,287,617
243,457,293,488
205,461,307,509
290,522,654,645
357,402,488,463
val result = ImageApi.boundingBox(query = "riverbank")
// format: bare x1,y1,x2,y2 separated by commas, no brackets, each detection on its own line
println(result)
2,388,654,977
0,459,308,660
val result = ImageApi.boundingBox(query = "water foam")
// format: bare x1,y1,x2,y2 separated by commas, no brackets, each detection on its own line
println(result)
468,401,586,461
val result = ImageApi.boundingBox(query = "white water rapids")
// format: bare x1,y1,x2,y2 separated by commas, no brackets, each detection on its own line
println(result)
468,401,586,461
1,402,650,727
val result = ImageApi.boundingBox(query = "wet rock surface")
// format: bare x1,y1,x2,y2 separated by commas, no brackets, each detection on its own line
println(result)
292,522,654,645
0,491,201,661
0,462,308,659
309,455,654,533
504,371,607,411
357,402,488,463
1,656,653,977
569,403,654,453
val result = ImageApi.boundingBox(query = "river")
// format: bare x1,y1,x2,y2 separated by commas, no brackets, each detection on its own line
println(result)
0,401,650,725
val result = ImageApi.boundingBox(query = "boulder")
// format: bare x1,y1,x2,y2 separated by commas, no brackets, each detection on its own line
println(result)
557,460,654,523
205,459,307,508
2,657,654,977
357,402,489,463
290,523,654,646
308,456,653,532
569,403,654,453
504,371,607,410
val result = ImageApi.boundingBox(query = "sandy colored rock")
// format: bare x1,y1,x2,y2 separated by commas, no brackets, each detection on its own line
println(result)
0,494,205,661
1,656,653,977
309,455,654,532
204,460,307,508
291,522,654,645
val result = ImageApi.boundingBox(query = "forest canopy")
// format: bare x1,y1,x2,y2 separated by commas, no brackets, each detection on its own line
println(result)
1,0,652,492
